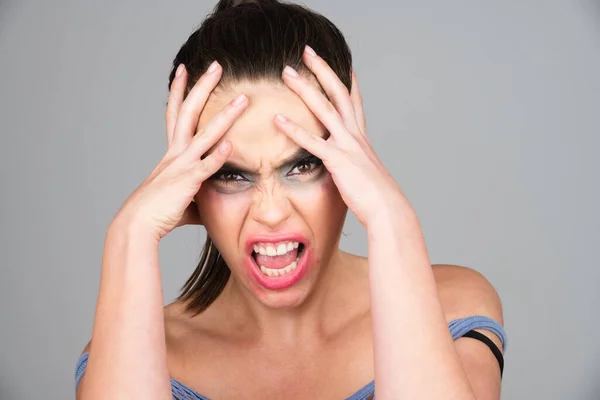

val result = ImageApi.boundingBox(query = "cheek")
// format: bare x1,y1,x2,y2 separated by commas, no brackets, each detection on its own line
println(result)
196,187,251,249
320,176,348,227
288,175,347,231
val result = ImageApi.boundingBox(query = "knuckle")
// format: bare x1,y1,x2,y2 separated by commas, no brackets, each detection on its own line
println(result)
164,148,180,161
212,109,227,124
354,92,363,104
190,128,210,149
194,160,212,178
324,101,337,115
179,100,193,116
165,104,177,119
194,127,206,139
288,123,301,136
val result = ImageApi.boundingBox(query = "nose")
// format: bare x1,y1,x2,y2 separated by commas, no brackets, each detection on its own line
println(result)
251,185,292,230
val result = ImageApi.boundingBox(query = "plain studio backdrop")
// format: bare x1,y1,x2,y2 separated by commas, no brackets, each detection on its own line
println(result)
1,1,599,399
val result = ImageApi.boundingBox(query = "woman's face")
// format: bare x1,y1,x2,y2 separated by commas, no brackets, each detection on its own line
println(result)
194,80,347,309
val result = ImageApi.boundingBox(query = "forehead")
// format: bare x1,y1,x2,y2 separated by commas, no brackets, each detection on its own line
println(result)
198,80,326,168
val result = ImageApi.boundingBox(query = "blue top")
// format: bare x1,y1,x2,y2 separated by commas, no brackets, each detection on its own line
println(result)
75,315,506,400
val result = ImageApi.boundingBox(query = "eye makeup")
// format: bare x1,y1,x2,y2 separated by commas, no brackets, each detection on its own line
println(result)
207,168,254,194
283,155,324,182
207,149,326,193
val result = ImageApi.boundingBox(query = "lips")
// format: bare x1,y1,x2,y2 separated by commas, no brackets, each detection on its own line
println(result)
244,234,311,290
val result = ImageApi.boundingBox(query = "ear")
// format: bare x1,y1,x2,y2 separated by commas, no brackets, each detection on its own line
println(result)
177,201,204,228
191,200,204,226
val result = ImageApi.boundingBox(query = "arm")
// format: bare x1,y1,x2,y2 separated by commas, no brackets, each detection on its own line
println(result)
368,205,503,399
275,45,504,399
77,223,171,400
76,61,245,399
366,204,475,399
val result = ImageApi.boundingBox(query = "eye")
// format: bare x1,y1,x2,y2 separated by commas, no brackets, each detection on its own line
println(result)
288,156,323,176
210,171,247,184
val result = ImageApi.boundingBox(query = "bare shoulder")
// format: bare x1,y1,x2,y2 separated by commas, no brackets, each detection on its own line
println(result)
431,264,504,326
350,258,503,325
336,256,503,329
432,265,505,396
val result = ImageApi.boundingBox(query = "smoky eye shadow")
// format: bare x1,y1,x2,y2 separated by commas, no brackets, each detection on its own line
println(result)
278,150,318,173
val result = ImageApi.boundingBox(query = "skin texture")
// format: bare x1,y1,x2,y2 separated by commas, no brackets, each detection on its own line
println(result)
194,81,348,310
77,47,504,400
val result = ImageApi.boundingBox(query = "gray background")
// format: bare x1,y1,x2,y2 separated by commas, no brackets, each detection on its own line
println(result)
1,1,599,399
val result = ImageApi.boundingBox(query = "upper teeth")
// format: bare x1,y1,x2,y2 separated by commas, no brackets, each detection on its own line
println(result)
253,241,299,256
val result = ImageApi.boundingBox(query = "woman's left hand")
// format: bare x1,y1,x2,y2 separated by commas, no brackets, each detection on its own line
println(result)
274,45,411,228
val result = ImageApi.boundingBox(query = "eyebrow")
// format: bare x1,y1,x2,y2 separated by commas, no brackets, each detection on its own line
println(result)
218,148,315,176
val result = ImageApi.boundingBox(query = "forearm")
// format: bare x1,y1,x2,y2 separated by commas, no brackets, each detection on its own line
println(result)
82,220,171,400
368,202,474,400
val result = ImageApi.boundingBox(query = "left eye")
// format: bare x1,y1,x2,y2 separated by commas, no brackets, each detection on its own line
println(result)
288,156,323,176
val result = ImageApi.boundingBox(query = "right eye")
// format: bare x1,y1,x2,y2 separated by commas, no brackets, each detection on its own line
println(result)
209,170,250,187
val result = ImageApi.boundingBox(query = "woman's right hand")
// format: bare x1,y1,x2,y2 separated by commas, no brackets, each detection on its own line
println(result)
112,61,248,241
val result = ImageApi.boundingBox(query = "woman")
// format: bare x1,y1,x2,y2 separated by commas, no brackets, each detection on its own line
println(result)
75,0,506,398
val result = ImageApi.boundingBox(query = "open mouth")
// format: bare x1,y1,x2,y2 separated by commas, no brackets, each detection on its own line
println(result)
250,241,306,277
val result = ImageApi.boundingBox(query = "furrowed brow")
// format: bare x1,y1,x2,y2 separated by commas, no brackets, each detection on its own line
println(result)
215,148,316,178
218,160,259,176
275,148,313,170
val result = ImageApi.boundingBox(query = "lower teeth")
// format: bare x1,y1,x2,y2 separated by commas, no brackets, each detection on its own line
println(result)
259,257,300,277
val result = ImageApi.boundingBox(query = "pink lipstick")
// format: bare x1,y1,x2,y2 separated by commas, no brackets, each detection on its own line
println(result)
245,234,311,290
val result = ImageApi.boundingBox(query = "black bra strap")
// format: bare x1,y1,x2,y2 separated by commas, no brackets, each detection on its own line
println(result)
462,330,504,377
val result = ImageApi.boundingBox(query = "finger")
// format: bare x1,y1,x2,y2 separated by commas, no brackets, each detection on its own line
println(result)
350,71,367,137
178,93,248,165
190,140,233,182
273,114,339,163
175,202,203,228
301,45,362,136
282,65,355,147
165,64,187,148
171,61,222,153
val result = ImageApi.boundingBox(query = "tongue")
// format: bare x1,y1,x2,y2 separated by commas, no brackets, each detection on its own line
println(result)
254,248,299,269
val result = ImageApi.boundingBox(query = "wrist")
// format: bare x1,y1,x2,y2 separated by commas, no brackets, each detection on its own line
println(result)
366,204,430,267
365,193,417,232
107,215,161,249
103,220,160,274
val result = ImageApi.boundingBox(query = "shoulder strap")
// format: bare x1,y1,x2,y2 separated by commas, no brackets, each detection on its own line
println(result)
74,352,89,390
448,315,507,351
462,329,504,377
448,316,507,378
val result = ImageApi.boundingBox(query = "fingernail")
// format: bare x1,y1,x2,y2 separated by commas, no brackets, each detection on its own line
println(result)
175,64,184,77
304,45,316,57
233,93,247,106
207,61,219,74
275,114,288,123
283,65,299,78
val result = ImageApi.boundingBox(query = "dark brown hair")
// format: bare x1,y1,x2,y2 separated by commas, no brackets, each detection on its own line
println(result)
168,0,353,315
